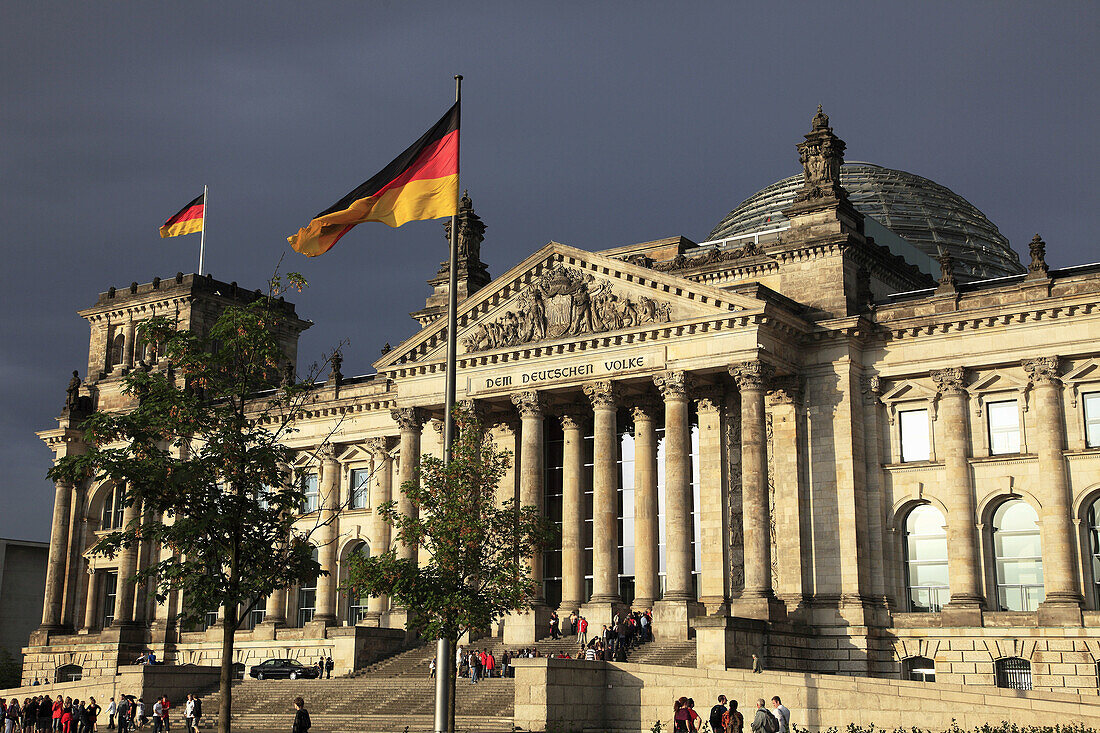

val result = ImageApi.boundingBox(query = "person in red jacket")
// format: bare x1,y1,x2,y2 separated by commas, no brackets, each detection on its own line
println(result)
50,699,62,733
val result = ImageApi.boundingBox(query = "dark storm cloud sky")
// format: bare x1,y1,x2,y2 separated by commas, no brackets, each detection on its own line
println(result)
2,2,1097,542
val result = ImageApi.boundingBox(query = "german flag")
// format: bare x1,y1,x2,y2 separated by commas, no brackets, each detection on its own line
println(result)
289,103,460,257
159,193,205,238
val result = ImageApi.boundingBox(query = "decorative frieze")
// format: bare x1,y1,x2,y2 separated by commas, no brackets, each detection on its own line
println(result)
461,264,672,353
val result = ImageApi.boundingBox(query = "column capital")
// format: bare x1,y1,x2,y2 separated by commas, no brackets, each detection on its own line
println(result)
1022,356,1061,386
766,376,803,407
317,442,338,463
694,385,726,412
510,390,545,418
390,407,425,431
458,398,488,424
653,371,693,400
930,367,968,395
430,418,445,437
556,403,589,431
628,394,661,422
488,417,519,436
729,361,774,391
366,437,392,460
583,381,618,410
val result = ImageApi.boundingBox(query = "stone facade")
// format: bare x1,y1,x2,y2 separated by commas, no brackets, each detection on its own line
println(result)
24,110,1100,706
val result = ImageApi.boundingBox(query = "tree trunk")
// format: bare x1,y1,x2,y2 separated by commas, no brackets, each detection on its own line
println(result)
218,609,235,733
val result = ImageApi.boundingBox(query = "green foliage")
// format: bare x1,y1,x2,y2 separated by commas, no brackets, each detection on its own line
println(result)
47,274,324,630
343,409,555,640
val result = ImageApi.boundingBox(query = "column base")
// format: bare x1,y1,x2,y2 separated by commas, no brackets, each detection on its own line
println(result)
699,596,730,617
1037,600,1083,627
503,603,552,645
731,594,785,623
359,611,383,628
631,597,657,612
652,598,702,640
940,601,984,627
580,598,625,630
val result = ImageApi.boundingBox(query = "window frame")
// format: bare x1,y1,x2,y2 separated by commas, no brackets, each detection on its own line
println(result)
902,504,949,612
995,657,1032,690
1083,392,1100,449
300,472,319,514
991,499,1045,612
986,399,1022,456
903,656,936,682
898,408,932,463
349,467,370,510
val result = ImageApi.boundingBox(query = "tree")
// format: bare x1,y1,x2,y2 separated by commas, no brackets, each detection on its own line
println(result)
48,272,333,733
344,408,554,729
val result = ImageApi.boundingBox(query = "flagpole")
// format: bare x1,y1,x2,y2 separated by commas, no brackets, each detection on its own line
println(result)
198,185,208,276
435,74,461,733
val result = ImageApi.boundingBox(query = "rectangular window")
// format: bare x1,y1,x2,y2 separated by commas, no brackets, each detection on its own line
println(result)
300,473,319,513
1084,392,1100,448
987,400,1021,455
101,571,118,628
350,468,370,510
899,409,930,462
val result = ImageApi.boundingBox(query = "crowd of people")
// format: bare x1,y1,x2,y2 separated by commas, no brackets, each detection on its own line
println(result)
673,695,790,733
0,693,207,733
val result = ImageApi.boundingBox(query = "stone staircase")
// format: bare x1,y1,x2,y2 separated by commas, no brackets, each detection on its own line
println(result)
199,632,695,731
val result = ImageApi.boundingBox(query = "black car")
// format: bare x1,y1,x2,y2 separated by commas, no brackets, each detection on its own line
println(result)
248,658,320,680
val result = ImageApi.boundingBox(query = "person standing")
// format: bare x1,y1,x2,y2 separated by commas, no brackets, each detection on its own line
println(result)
5,698,21,733
86,698,100,733
577,616,588,646
182,698,193,733
149,702,161,733
187,698,199,733
708,696,727,733
723,700,744,733
158,698,169,733
750,700,776,733
769,698,789,733
104,701,115,732
324,657,333,680
290,698,310,733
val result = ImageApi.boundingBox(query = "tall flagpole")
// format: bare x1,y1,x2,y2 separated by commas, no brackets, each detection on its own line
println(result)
198,184,208,276
434,73,462,733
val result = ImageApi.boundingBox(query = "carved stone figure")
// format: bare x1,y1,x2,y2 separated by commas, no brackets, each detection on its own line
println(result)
1027,233,1049,278
461,264,675,353
792,105,848,206
65,371,81,411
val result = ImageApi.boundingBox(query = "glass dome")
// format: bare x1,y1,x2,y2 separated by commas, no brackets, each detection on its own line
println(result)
707,162,1025,281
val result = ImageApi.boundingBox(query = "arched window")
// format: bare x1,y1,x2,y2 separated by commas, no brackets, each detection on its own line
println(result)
995,657,1032,690
992,500,1044,611
101,485,125,529
345,541,370,624
903,656,936,682
903,504,949,612
1086,496,1100,608
55,664,83,683
109,333,125,370
298,546,320,626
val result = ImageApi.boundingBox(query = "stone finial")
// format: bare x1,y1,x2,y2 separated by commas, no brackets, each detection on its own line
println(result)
443,190,487,264
390,407,425,431
935,249,958,294
792,106,847,205
582,381,618,409
381,342,392,354
1022,356,1060,386
1026,234,1049,279
328,351,343,386
930,367,967,396
510,390,545,417
729,361,775,391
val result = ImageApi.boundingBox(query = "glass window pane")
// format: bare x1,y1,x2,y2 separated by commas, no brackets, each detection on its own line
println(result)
1084,393,1100,448
988,401,1021,455
899,409,930,462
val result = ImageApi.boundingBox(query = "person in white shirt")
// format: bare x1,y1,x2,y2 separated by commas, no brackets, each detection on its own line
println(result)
151,701,163,733
106,701,116,731
183,698,194,733
770,697,790,733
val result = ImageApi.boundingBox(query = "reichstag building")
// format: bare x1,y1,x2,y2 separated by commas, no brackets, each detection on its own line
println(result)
27,108,1100,694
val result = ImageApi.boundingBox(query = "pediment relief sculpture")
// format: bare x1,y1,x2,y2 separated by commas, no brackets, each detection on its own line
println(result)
461,264,673,353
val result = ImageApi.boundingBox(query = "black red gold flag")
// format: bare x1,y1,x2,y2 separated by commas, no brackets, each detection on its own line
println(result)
159,193,205,238
288,103,460,257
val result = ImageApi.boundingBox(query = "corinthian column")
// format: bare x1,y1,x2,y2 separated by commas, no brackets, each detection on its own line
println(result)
506,391,551,644
40,479,74,630
313,444,340,624
1024,357,1084,625
654,371,694,602
931,367,984,624
391,408,424,565
695,385,729,615
112,497,141,626
730,361,780,621
630,397,660,611
583,381,621,615
365,438,393,624
558,404,588,614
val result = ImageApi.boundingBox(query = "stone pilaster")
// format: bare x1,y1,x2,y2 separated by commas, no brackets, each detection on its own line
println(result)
653,371,698,638
931,367,984,625
630,396,660,611
61,482,88,629
1024,357,1084,625
313,444,340,624
558,404,588,615
40,479,74,630
730,361,782,621
582,381,623,625
695,385,729,616
506,391,551,643
391,408,425,565
365,437,392,625
81,568,100,633
767,379,808,616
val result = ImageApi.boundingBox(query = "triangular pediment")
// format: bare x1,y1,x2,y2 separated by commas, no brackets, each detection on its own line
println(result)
375,242,765,371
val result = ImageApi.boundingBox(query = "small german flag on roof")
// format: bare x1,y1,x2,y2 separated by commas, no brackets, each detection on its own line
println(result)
159,193,205,238
288,102,459,257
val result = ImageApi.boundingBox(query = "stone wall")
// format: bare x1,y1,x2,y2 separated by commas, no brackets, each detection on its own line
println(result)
1,665,221,709
512,658,1100,733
